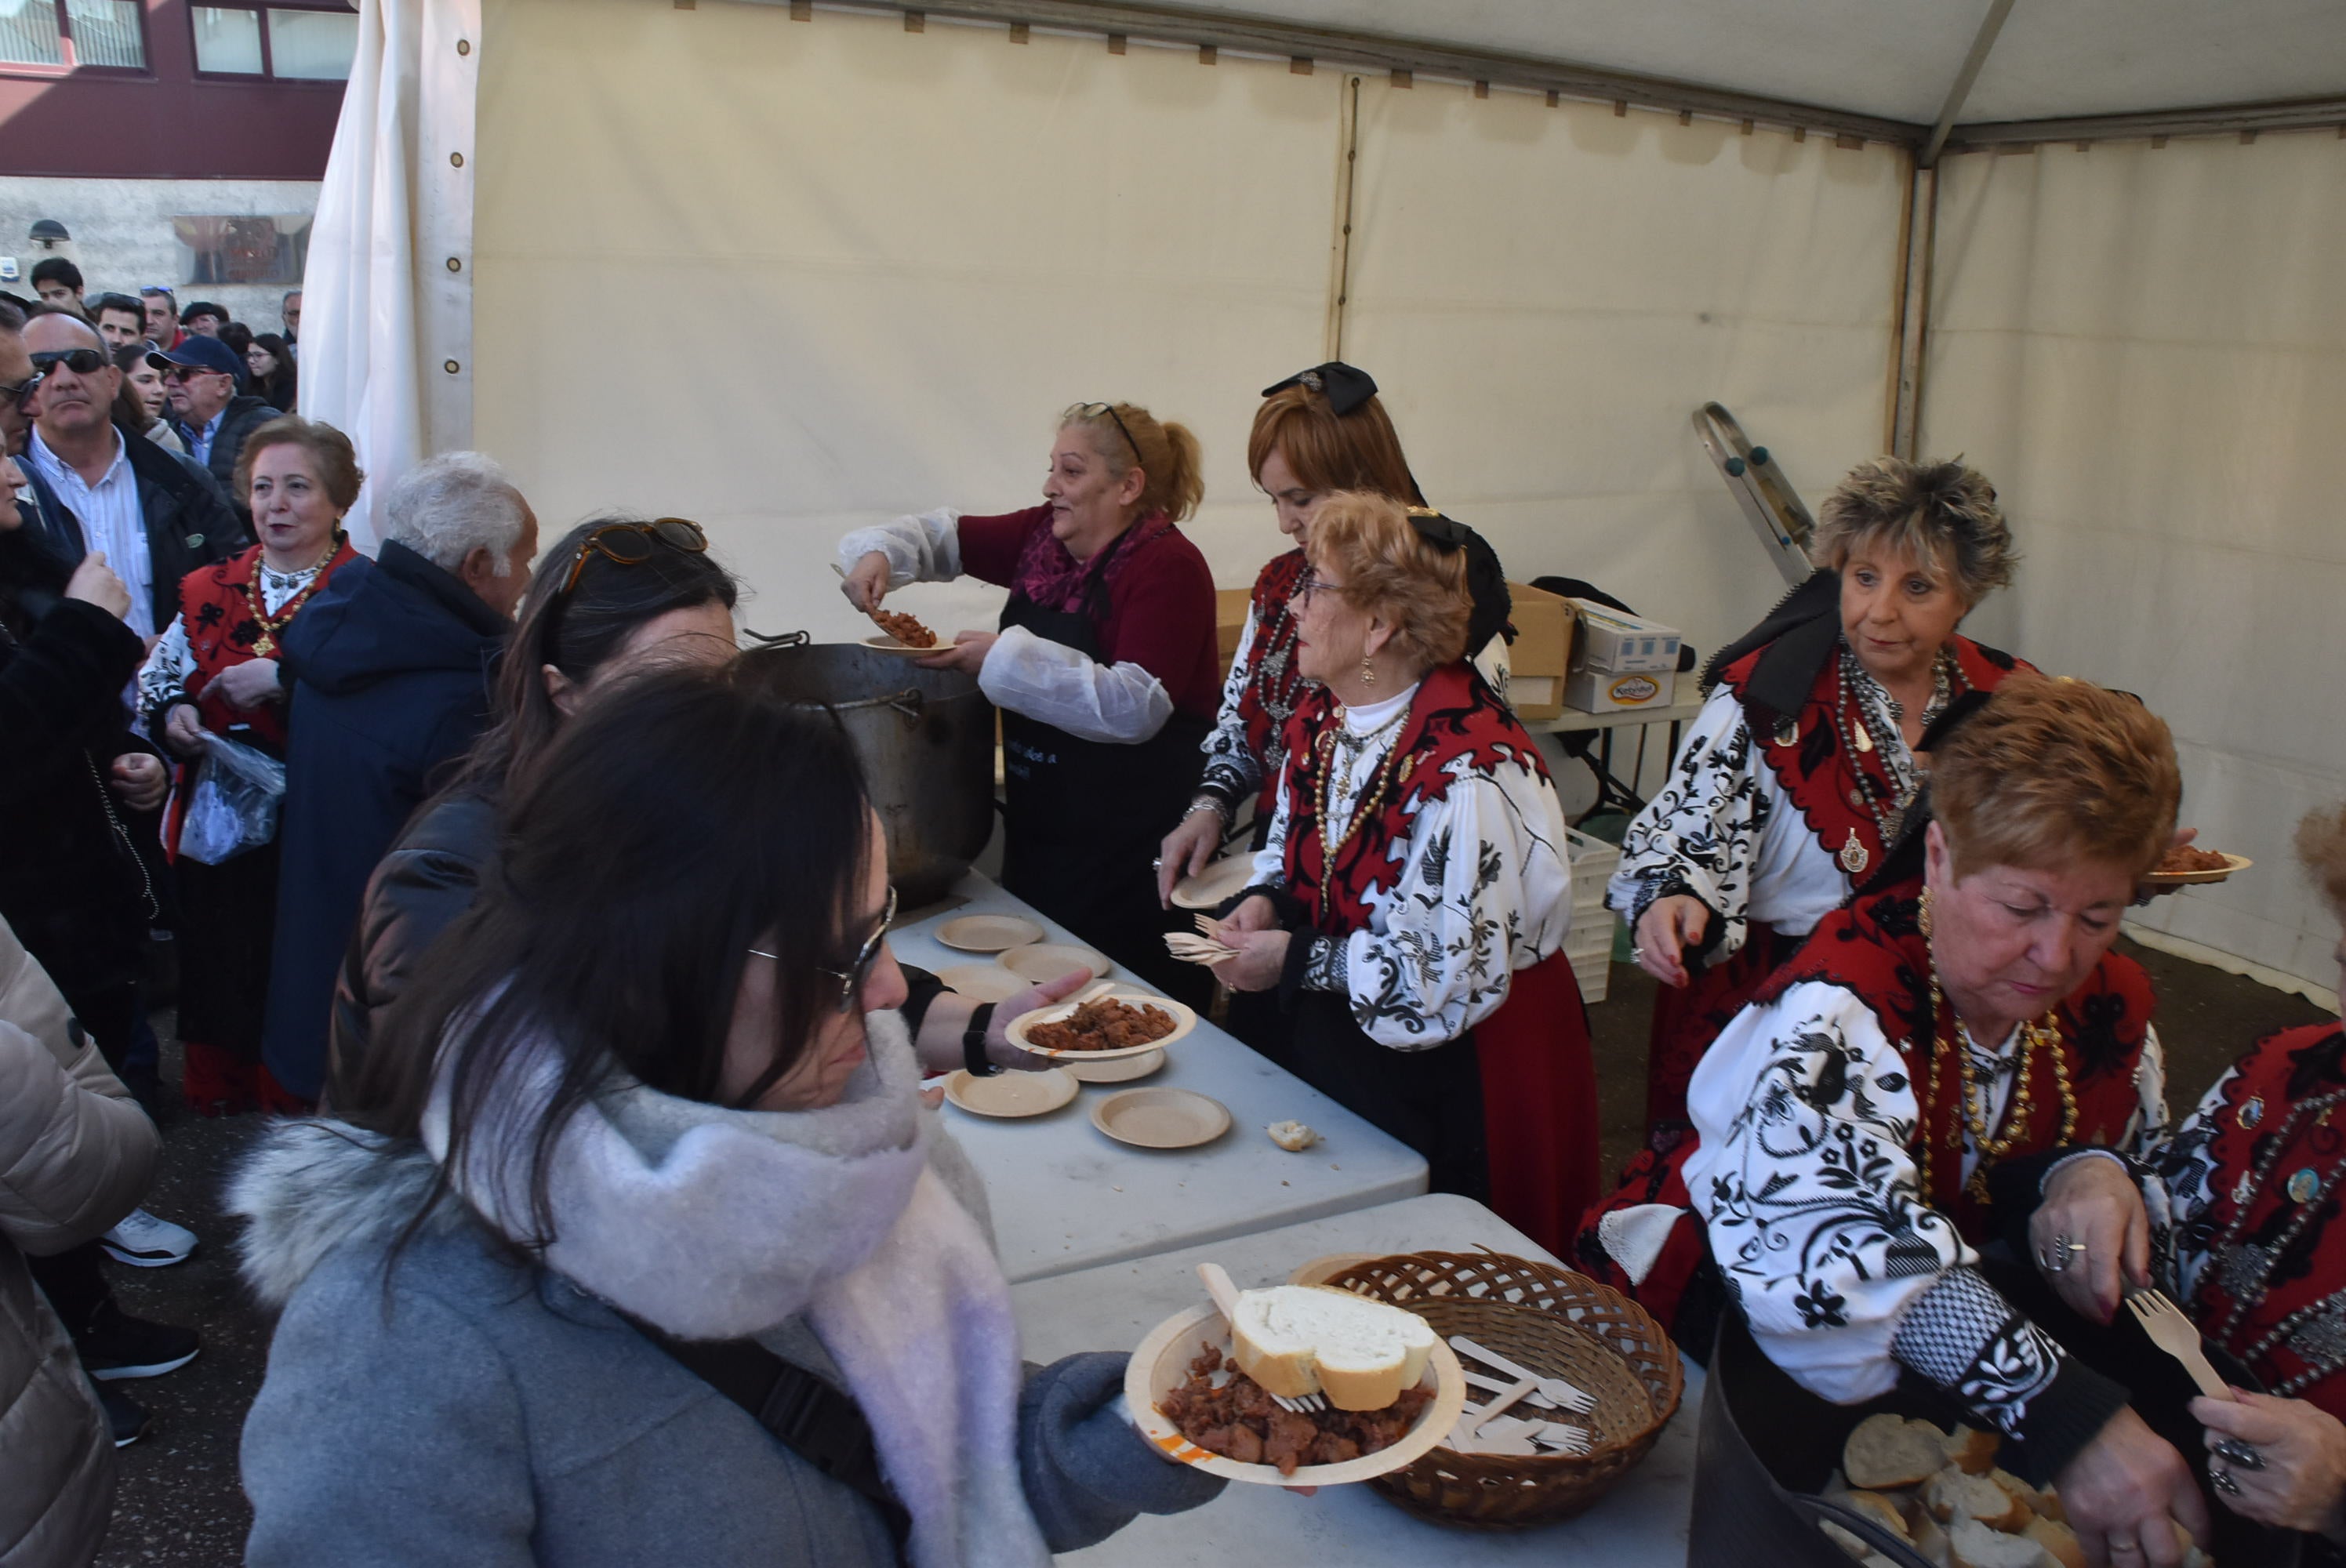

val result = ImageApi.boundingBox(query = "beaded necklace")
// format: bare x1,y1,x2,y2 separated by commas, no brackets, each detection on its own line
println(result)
1919,960,2077,1205
1312,702,1413,862
241,533,344,657
2206,1087,2346,1394
1830,645,1957,877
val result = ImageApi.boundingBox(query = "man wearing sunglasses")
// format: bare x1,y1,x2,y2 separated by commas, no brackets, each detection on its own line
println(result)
149,334,276,514
20,314,244,637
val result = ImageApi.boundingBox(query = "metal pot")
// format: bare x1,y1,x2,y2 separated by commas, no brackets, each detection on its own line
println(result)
739,639,996,907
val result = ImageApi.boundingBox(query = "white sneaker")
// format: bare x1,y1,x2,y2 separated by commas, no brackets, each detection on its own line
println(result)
101,1208,197,1268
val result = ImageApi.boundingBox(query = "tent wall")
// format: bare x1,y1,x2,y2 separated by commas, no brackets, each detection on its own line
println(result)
1924,133,2346,1000
466,0,1905,662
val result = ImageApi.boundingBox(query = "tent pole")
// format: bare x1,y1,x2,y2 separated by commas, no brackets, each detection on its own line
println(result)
1889,161,1937,459
1921,0,2014,169
1326,74,1360,361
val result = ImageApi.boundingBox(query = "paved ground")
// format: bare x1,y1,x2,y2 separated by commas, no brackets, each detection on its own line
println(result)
89,942,2333,1566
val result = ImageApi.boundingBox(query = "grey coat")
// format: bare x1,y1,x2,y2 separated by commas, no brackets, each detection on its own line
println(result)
233,1124,1221,1566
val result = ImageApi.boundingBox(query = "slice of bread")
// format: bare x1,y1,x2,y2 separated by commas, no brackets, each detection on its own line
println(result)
1942,1424,2001,1475
2021,1515,2083,1568
1226,1285,1435,1411
1910,1512,1954,1568
1988,1468,2050,1517
1948,1518,2056,1568
1923,1467,2031,1533
1843,1490,1913,1543
1820,1520,1873,1562
1846,1413,1948,1489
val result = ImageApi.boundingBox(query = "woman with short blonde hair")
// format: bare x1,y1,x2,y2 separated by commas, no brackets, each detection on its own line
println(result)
836,400,1219,1000
1608,455,2034,1152
1208,492,1596,1252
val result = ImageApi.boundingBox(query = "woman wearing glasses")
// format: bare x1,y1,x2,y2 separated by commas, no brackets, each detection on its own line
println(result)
837,402,1219,997
1204,493,1596,1254
136,416,361,1115
236,666,1223,1566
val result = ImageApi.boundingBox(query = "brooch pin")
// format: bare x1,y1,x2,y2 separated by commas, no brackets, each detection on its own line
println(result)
2241,1096,2264,1129
1838,829,1869,877
1774,717,1798,747
2287,1167,2322,1205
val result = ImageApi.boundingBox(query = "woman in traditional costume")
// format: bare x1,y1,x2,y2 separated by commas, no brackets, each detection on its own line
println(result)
2026,801,2346,1555
1207,492,1593,1254
1587,673,2217,1564
140,416,360,1115
837,402,1217,999
1609,457,2030,1152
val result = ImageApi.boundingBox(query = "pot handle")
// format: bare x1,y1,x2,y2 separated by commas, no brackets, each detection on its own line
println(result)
743,628,811,648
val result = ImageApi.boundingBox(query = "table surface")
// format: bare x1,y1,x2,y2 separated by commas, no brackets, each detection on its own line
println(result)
893,873,1429,1284
1009,1192,1701,1566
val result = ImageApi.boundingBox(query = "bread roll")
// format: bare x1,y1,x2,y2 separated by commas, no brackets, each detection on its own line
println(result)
2021,1515,2084,1568
1843,1489,1913,1542
1923,1467,2031,1533
1988,1468,2051,1518
1226,1285,1435,1411
1948,1518,2057,1568
1845,1413,1948,1489
1942,1424,2001,1475
1910,1512,1955,1568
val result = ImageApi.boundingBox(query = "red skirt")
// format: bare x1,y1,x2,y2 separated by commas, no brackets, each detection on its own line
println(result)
1475,950,1600,1258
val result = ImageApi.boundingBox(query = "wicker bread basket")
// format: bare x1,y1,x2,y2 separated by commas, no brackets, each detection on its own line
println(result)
1318,1249,1683,1530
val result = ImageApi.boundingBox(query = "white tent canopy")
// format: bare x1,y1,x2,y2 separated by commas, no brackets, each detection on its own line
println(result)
303,0,2346,1000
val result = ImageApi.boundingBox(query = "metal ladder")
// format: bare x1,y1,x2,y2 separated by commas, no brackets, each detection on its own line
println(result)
1691,402,1815,587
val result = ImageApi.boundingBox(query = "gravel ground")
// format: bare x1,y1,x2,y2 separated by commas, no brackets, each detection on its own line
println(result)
87,942,2333,1566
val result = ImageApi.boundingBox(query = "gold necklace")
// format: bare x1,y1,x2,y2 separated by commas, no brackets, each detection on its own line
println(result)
1920,961,2076,1204
1313,708,1411,862
242,534,343,657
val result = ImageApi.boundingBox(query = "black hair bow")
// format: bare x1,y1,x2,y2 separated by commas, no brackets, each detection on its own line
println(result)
1261,361,1380,416
1404,506,1514,654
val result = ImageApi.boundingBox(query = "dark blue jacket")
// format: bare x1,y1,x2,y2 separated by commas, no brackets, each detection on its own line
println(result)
263,539,507,1100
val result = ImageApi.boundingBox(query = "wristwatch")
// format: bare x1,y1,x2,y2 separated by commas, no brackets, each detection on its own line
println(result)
963,1004,1000,1076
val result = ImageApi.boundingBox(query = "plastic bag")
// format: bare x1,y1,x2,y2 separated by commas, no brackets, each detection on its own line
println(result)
178,731,288,865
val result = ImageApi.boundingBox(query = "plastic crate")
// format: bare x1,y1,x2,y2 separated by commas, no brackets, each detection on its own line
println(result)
1566,826,1620,913
1563,826,1623,1003
1564,921,1615,1004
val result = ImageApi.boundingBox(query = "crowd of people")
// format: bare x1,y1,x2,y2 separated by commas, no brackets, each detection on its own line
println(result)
0,317,2338,1568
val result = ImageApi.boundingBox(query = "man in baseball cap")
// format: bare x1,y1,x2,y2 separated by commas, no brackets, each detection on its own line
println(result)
151,334,277,506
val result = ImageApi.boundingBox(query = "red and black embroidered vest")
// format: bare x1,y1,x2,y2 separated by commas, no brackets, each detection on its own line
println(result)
1752,879,2155,1240
1236,550,1310,817
1277,661,1552,937
179,539,358,749
1717,634,2028,884
2181,1022,2346,1420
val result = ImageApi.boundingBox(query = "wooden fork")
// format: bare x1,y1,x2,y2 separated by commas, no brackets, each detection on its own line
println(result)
2124,1287,2233,1400
1197,1264,1326,1414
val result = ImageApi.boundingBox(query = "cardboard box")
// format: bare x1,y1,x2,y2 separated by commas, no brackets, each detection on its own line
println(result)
1565,666,1678,714
1569,601,1682,674
1215,587,1251,676
1505,582,1577,720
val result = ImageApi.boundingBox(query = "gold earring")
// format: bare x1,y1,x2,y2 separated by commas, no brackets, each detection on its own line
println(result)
1360,654,1375,686
1918,886,1933,938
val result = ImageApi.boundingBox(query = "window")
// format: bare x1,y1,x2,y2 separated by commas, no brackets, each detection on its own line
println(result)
191,2,356,81
0,0,147,71
172,214,314,287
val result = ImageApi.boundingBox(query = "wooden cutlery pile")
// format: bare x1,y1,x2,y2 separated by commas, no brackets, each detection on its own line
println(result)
1166,914,1240,967
1443,1334,1594,1457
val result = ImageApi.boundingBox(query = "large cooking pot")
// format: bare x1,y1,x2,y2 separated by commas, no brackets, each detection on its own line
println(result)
1691,1259,2301,1568
739,639,996,907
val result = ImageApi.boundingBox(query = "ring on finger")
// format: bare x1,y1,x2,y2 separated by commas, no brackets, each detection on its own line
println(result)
2211,1437,2264,1470
2038,1234,2086,1274
2210,1463,2243,1497
2108,1540,2142,1557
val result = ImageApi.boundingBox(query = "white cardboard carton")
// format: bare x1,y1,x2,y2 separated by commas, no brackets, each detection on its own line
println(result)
1568,601,1683,674
1564,666,1678,713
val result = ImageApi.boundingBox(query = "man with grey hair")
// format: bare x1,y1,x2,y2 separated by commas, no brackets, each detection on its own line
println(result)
261,453,538,1104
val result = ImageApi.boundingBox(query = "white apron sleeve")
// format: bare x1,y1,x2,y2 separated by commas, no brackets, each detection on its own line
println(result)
1196,606,1262,812
1606,684,1774,957
977,625,1172,746
836,508,963,588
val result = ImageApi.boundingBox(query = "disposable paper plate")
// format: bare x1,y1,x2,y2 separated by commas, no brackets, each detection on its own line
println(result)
860,636,937,657
1124,1301,1467,1487
1000,942,1113,984
935,914,1044,953
2142,852,2252,887
1066,1047,1164,1084
935,964,1028,1004
942,1067,1077,1118
1006,986,1197,1060
1091,1087,1229,1149
1169,854,1257,910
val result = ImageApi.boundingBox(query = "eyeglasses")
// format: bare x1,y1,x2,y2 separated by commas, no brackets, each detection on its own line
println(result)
1295,567,1347,609
162,366,226,385
30,348,108,377
559,517,707,597
750,885,898,1014
0,377,32,408
1077,401,1142,465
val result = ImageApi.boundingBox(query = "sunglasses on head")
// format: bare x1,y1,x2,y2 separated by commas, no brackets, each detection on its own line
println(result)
30,348,109,377
1076,401,1142,465
557,517,708,597
749,885,899,1015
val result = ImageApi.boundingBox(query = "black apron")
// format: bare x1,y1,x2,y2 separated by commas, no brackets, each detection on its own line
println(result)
997,574,1209,1003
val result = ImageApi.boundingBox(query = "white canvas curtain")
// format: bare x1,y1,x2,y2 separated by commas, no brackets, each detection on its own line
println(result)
463,0,1904,663
1927,133,2346,997
301,0,480,549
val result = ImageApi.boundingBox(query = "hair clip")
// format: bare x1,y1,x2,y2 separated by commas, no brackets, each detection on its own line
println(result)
1260,361,1379,416
1405,508,1469,553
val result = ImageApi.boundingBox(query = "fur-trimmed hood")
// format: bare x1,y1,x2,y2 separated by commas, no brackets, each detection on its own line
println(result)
227,1120,462,1312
